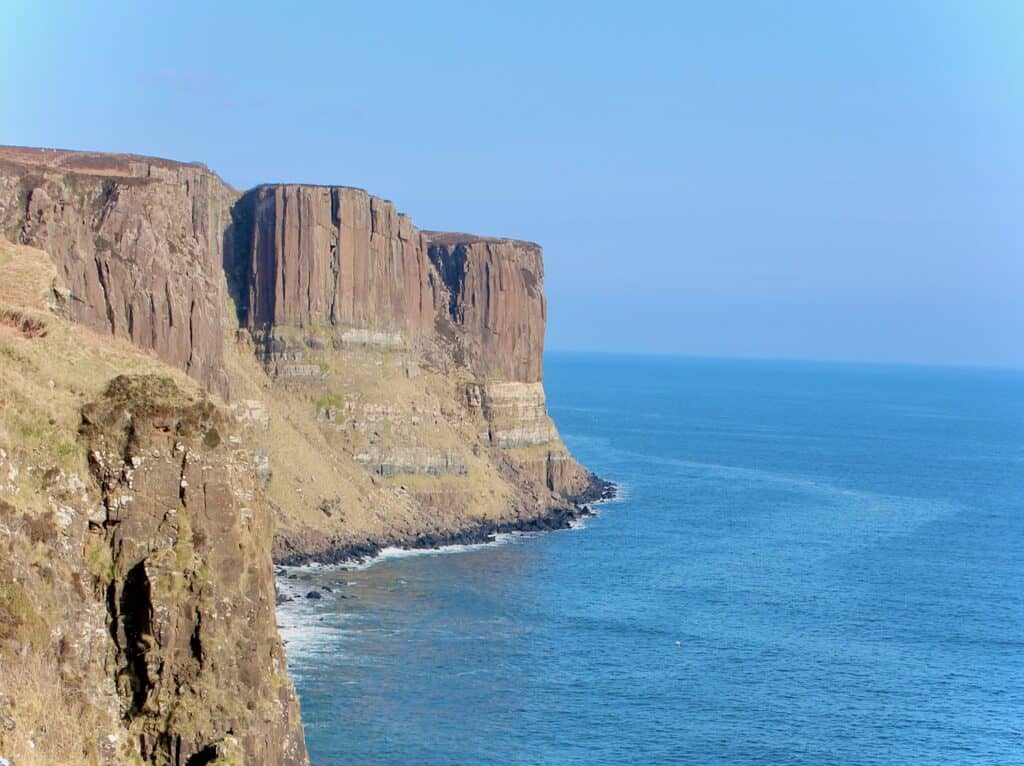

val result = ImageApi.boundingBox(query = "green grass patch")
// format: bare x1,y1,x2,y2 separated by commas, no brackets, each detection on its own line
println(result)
85,538,115,584
315,391,346,412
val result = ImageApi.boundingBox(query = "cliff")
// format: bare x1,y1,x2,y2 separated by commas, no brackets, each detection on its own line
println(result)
223,180,606,561
229,185,436,340
224,186,546,383
0,240,306,765
425,232,547,382
0,148,236,396
0,146,610,765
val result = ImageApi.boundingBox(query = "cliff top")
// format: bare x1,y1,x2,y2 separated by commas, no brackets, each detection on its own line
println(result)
0,144,215,179
423,230,541,251
1,145,541,249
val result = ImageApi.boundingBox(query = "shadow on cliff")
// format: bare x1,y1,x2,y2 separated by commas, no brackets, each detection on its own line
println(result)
222,189,258,328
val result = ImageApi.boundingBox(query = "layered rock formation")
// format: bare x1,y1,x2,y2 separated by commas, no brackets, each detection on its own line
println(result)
0,146,611,765
221,181,605,558
224,185,549,384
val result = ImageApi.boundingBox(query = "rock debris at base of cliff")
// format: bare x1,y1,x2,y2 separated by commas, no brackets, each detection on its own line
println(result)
0,146,612,766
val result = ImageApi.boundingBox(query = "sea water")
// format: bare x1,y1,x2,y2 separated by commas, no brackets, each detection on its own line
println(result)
278,354,1024,765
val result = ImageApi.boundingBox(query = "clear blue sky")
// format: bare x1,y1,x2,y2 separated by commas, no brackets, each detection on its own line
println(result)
4,1,1021,367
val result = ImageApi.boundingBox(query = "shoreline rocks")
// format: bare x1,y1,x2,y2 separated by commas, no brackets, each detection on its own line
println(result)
275,475,618,568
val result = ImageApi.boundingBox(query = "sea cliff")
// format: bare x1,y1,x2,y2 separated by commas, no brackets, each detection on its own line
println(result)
0,146,609,765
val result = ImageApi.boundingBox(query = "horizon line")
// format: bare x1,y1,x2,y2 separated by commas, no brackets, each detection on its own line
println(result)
543,348,1024,374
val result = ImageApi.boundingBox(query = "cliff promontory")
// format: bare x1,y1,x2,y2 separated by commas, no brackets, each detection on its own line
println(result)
0,146,610,765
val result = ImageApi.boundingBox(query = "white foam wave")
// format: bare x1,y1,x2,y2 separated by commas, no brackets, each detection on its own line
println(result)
349,531,524,569
275,482,624,582
599,481,629,504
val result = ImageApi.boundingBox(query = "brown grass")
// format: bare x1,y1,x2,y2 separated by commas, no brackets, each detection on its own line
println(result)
0,652,118,766
0,239,56,312
0,239,201,509
0,310,48,339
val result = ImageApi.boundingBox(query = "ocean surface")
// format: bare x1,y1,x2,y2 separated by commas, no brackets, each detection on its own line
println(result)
278,354,1024,765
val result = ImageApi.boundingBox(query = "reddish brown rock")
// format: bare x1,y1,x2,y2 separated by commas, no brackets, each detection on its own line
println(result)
0,147,237,396
0,148,555,390
228,185,550,384
229,185,440,337
426,232,547,382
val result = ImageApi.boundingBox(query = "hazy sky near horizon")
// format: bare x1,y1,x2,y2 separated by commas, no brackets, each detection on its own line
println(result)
4,1,1022,367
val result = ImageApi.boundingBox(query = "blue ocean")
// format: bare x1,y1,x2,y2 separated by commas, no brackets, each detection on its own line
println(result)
279,353,1024,765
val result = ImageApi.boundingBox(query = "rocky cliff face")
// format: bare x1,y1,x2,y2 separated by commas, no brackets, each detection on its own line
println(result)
0,149,236,396
228,186,549,383
0,146,610,764
0,240,307,766
426,233,546,383
220,182,604,559
229,185,438,339
82,376,307,766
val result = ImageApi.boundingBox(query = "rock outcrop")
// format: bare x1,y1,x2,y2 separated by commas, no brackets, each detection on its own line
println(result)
82,376,307,766
0,240,307,766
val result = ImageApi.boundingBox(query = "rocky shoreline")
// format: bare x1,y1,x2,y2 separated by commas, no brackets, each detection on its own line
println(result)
274,475,617,568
